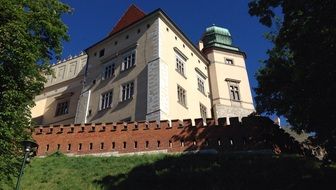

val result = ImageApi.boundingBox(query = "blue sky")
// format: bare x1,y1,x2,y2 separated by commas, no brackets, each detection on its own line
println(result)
61,0,273,103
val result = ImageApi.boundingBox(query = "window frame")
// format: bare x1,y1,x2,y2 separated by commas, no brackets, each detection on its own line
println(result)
121,81,134,101
229,84,240,101
99,49,105,57
225,58,234,65
102,63,115,80
225,78,241,102
175,55,186,77
197,76,205,94
100,90,113,110
121,50,136,71
200,103,207,120
177,84,187,107
55,100,69,116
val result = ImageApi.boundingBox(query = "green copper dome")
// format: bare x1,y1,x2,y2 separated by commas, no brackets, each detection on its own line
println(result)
202,25,239,51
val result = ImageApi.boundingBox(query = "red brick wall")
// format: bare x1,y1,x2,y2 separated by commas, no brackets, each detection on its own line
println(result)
32,116,293,156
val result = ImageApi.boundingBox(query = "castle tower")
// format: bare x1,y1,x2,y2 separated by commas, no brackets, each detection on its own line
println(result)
200,25,255,119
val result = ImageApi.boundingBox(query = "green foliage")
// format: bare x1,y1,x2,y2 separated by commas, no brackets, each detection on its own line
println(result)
248,0,336,159
1,154,335,190
0,0,70,182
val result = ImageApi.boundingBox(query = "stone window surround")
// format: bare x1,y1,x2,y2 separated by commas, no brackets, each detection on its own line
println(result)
174,47,188,78
102,63,115,80
55,100,69,116
197,75,206,94
120,81,135,102
121,50,136,71
200,103,207,120
100,90,113,110
177,84,187,108
225,78,241,102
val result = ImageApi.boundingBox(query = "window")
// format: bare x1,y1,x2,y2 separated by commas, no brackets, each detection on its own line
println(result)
67,144,71,151
176,56,185,76
200,103,207,120
100,143,104,150
99,49,105,57
78,143,82,151
177,85,187,107
112,142,115,149
121,51,136,71
225,58,234,65
121,82,134,101
197,76,205,94
100,91,113,110
180,140,185,147
89,143,93,150
226,79,241,101
102,64,115,80
55,101,69,116
229,84,240,101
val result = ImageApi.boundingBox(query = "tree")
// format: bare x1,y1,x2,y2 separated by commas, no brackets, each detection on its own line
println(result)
248,0,336,159
0,0,70,182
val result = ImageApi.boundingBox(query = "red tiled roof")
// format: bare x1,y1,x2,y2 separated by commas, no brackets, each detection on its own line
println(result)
108,4,146,36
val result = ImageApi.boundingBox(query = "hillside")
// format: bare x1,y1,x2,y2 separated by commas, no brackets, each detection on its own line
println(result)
1,153,336,190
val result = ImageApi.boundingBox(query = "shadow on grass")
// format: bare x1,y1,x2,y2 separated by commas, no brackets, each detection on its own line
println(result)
93,153,336,190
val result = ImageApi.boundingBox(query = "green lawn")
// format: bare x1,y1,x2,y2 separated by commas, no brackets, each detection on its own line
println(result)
1,152,336,190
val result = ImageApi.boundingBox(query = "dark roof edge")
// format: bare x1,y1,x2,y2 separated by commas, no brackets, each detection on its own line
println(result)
202,46,247,59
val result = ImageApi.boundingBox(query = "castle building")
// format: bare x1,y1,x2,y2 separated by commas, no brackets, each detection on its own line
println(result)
31,53,87,125
32,5,254,125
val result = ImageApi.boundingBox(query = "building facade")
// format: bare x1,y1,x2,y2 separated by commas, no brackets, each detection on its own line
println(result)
31,53,87,125
31,5,254,125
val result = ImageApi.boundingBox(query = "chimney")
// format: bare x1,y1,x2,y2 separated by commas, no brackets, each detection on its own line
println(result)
274,117,281,127
198,40,204,51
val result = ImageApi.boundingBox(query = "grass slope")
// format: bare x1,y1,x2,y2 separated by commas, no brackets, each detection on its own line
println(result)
1,153,336,190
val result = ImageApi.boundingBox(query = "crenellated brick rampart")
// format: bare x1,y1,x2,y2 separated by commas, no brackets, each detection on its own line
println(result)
32,116,301,156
